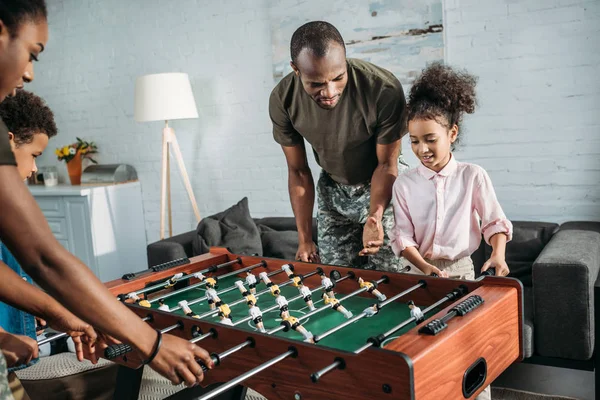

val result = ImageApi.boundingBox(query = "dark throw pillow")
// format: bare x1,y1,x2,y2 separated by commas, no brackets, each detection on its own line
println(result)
258,224,299,260
192,197,262,256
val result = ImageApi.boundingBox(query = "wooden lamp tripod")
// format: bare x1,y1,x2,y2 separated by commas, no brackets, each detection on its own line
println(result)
135,73,201,239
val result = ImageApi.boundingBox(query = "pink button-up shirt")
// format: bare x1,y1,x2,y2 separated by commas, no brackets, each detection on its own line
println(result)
389,155,512,261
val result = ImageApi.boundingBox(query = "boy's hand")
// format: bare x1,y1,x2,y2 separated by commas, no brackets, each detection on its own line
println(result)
426,265,449,278
0,332,38,367
482,255,509,277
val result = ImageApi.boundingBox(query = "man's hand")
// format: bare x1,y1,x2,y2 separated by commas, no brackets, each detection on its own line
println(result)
149,334,214,387
482,255,510,277
296,241,320,263
0,332,38,367
359,216,384,256
42,307,97,362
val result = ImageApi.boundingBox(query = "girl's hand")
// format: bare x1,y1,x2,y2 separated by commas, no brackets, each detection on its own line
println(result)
427,265,449,278
482,255,509,277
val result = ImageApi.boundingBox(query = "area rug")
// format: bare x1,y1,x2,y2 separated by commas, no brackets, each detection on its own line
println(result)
492,387,581,400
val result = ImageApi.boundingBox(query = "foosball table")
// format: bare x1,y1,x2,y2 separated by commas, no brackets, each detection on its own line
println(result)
104,248,524,400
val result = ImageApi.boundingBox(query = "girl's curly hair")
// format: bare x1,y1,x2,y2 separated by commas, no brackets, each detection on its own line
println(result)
0,90,57,145
407,62,478,146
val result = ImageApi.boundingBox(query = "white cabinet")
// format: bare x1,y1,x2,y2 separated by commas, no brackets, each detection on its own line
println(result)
29,182,148,282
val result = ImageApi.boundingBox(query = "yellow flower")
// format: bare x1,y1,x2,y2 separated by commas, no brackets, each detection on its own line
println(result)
55,149,61,157
62,147,70,156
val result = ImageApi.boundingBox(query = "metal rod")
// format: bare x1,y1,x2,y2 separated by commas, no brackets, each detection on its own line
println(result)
180,269,286,310
135,258,241,296
190,330,216,344
267,276,385,336
208,269,282,298
218,339,253,360
196,348,297,400
38,316,153,346
150,261,265,304
232,272,353,327
312,286,465,382
314,281,425,342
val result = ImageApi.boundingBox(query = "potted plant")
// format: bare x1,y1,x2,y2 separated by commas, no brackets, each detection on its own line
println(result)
55,138,98,185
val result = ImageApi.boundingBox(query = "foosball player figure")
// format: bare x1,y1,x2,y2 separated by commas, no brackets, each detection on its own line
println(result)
157,299,170,312
218,310,233,326
281,264,302,287
127,292,151,308
358,277,387,301
248,304,266,333
318,270,335,298
408,300,425,324
298,282,316,311
234,280,257,306
363,303,380,318
193,272,206,282
178,300,200,319
322,293,353,319
245,271,258,294
165,272,184,288
275,292,290,319
205,286,220,310
217,302,232,321
258,271,280,297
281,315,314,343
205,277,218,290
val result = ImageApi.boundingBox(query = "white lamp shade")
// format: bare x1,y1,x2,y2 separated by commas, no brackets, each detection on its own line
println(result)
134,73,199,122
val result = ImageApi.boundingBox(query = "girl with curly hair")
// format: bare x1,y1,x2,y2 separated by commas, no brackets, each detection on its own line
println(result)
388,61,513,400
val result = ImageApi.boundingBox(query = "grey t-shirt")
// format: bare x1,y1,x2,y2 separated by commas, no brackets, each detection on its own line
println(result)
270,58,406,185
0,118,16,166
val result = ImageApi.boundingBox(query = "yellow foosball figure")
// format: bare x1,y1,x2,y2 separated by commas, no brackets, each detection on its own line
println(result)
281,315,314,343
322,293,353,319
258,272,280,296
235,280,257,306
217,302,232,319
127,292,151,308
282,264,302,287
358,277,387,301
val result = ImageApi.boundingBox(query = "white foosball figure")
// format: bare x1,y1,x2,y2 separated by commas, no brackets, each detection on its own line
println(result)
259,271,280,296
193,272,206,281
205,287,220,310
248,305,266,333
165,272,184,288
358,277,387,301
282,264,302,287
275,294,290,319
245,272,258,294
319,272,335,298
298,283,316,311
178,300,200,319
158,299,170,312
408,300,425,324
322,293,353,319
363,304,379,318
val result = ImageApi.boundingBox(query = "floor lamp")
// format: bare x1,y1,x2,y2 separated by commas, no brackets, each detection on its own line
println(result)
134,72,201,239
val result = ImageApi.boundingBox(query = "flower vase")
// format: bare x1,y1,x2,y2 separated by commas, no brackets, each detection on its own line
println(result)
66,151,82,185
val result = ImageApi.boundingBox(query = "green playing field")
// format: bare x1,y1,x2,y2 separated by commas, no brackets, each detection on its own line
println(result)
149,275,434,352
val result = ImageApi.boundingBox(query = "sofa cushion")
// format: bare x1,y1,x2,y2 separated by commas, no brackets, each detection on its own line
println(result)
533,229,600,360
258,224,299,260
254,217,318,244
192,197,263,256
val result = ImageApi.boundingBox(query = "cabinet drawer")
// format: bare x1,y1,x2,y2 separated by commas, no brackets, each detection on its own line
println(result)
36,197,65,217
46,218,68,240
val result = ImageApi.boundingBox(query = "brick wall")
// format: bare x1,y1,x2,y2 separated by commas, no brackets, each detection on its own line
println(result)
30,0,600,245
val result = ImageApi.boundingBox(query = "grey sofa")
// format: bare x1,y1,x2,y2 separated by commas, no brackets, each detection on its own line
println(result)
147,217,600,398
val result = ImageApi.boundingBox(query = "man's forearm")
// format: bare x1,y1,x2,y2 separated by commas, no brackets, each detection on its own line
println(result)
0,262,63,318
288,167,315,244
369,162,398,220
0,166,157,357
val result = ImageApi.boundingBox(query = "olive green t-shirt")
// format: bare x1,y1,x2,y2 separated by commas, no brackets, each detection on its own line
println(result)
0,118,16,166
269,58,406,185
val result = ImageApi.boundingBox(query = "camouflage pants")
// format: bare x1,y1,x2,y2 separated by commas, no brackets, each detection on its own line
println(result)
0,354,15,400
316,156,409,272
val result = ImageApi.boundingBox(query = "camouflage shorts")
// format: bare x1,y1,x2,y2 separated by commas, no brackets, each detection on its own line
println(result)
316,156,409,273
0,354,15,400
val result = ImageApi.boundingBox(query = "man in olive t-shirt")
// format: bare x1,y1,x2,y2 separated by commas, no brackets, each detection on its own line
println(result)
269,21,408,271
